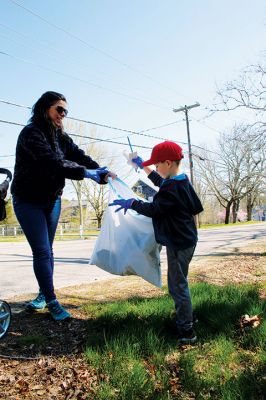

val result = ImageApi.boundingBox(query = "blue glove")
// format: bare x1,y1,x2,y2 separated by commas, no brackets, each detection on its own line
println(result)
132,156,144,169
109,198,135,214
84,166,109,183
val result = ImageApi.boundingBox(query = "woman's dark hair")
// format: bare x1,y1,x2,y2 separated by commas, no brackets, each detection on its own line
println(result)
30,91,67,134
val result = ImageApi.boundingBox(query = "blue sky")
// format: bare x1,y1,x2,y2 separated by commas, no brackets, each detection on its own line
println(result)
1,0,266,193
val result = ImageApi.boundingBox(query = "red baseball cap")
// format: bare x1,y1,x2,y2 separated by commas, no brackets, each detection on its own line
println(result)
142,141,184,167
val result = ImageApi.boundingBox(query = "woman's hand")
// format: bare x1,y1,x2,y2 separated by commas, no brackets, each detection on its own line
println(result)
84,167,117,183
104,171,117,182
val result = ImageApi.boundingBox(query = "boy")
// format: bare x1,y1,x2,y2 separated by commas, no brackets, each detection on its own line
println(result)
109,141,203,344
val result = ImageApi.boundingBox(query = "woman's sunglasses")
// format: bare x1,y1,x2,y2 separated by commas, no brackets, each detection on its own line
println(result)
55,105,68,116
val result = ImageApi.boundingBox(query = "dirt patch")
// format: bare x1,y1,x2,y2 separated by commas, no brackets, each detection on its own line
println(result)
190,239,266,286
1,239,265,399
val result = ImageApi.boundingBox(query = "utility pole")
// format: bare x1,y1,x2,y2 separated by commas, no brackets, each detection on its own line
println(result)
173,102,200,186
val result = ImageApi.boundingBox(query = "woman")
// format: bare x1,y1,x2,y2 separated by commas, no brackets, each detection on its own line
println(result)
11,91,116,321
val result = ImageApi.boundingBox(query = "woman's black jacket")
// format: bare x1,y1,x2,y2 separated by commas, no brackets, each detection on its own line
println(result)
11,123,106,202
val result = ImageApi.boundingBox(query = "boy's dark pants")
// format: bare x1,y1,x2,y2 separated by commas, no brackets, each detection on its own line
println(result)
166,245,196,332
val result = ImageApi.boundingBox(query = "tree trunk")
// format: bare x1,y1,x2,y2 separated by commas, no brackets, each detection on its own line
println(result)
225,202,231,224
224,200,232,224
71,180,84,227
232,199,240,223
97,216,101,229
77,196,83,227
246,196,253,221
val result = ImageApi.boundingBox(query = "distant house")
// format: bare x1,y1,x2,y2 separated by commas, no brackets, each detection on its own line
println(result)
62,199,87,212
252,205,266,221
65,200,87,208
131,180,157,201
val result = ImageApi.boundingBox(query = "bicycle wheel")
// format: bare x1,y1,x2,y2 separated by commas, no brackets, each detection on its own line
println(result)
0,300,11,339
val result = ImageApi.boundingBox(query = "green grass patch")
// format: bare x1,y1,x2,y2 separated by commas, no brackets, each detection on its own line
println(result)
83,283,265,399
0,231,100,242
0,236,27,242
199,221,262,229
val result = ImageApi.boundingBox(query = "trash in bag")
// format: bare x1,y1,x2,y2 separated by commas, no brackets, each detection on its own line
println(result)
89,178,162,288
123,150,138,168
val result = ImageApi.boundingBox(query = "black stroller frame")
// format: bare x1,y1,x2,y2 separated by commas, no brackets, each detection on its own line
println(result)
0,168,12,339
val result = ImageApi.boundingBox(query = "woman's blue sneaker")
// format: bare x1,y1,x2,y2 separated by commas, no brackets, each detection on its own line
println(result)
26,292,46,311
47,300,71,321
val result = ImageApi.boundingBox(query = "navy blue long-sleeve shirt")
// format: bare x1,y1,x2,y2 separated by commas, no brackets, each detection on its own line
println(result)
131,171,203,250
11,123,106,202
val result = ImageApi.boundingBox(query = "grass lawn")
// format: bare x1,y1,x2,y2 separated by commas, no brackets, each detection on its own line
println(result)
82,283,265,399
0,232,100,242
199,220,263,229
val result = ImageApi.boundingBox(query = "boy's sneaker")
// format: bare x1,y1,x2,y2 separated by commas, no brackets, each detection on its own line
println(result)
47,300,71,321
26,292,46,311
177,328,197,345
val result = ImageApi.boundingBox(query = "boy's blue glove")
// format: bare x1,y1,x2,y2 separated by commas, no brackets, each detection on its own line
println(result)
132,156,144,169
109,198,135,214
84,167,109,183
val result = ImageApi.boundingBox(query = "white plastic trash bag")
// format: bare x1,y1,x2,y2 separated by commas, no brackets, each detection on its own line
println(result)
89,178,162,288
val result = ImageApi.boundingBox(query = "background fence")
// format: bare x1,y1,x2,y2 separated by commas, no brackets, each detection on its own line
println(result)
0,224,100,239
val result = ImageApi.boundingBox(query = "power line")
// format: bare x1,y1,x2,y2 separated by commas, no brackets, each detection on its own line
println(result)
0,101,186,151
0,50,168,110
67,115,136,134
0,117,222,165
0,99,135,133
0,119,23,127
0,23,173,108
69,133,152,149
191,115,224,135
7,0,194,103
7,0,250,138
0,118,152,149
0,99,220,154
192,153,226,167
138,119,184,134
0,99,31,110
0,118,227,167
88,120,187,145
0,99,183,139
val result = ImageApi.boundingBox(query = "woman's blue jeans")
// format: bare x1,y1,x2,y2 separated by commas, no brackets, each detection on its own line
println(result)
13,196,61,303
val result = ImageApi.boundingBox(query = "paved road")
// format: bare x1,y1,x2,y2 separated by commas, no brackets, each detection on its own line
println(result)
195,222,266,256
0,223,265,299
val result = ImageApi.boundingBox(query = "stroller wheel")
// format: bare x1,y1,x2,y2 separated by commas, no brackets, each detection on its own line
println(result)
0,300,11,339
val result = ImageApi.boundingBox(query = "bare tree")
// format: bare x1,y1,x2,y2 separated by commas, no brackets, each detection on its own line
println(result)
82,181,107,228
195,125,265,224
193,169,209,226
63,120,89,227
70,180,84,226
215,64,265,110
210,60,266,150
241,130,266,220
202,57,266,222
63,119,139,227
80,137,118,228
63,121,114,227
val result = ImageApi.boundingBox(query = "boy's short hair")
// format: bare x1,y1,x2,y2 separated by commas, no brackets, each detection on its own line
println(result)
142,141,184,167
